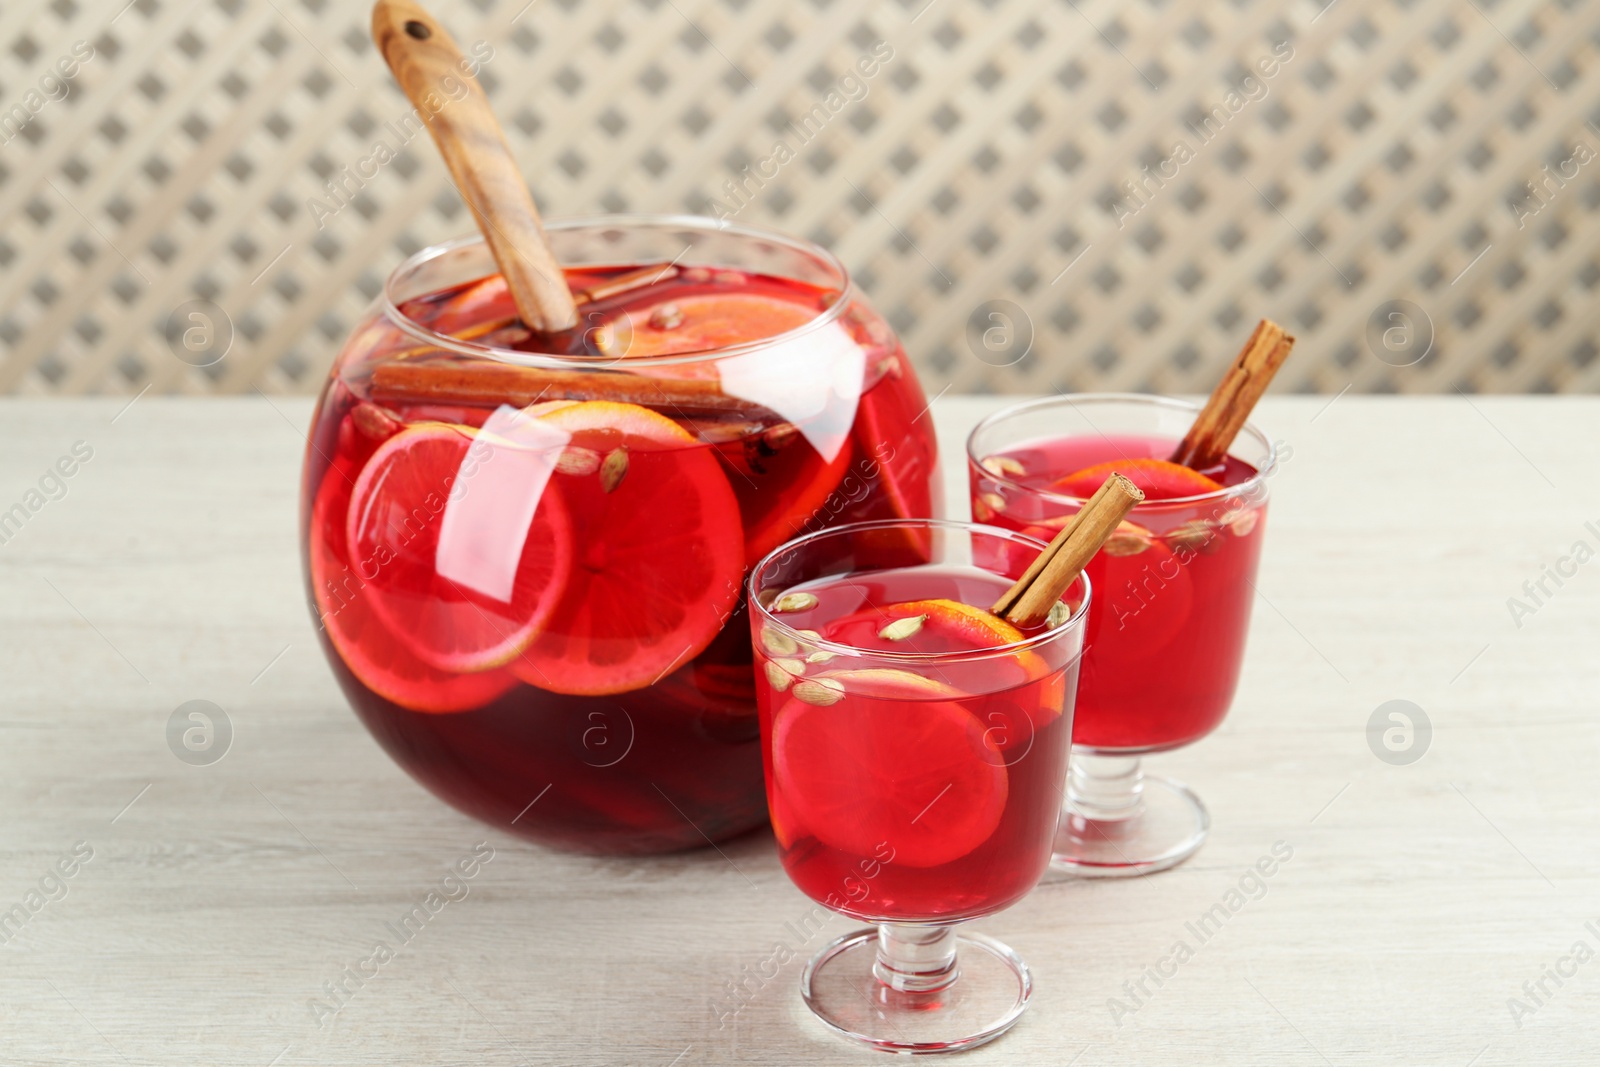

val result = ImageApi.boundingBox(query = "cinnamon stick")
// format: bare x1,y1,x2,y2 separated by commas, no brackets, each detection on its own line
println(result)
367,359,781,420
991,474,1145,628
574,263,680,306
372,0,578,333
426,264,684,344
1169,319,1296,471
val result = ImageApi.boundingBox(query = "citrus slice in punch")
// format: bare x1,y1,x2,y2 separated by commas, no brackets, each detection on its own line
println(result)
1088,533,1194,653
854,356,938,522
346,422,574,672
819,598,1035,661
1017,515,1193,653
844,359,939,566
820,597,1056,704
424,274,514,339
310,455,517,713
512,401,744,696
1051,457,1221,502
817,668,962,698
737,437,852,567
599,292,818,359
772,672,1007,868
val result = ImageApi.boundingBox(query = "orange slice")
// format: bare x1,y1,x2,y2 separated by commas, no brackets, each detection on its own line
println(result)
844,359,940,566
737,439,853,567
511,402,744,696
1052,457,1221,501
346,423,574,672
772,684,1007,868
309,458,517,713
817,598,1022,655
599,292,817,359
817,668,963,699
826,596,1070,720
423,274,515,339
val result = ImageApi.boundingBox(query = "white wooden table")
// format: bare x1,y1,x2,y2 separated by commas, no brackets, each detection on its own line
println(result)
2,395,1597,1066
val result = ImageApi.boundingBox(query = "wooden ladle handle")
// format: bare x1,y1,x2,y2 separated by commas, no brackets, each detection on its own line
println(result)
371,0,577,333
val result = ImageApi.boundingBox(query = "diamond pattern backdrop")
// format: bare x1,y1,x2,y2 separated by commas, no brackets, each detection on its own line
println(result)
0,0,1596,396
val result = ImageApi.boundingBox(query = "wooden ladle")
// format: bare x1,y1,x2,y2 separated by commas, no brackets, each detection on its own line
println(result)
371,0,577,334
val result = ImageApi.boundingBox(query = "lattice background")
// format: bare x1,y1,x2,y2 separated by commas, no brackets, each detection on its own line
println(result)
0,0,1596,396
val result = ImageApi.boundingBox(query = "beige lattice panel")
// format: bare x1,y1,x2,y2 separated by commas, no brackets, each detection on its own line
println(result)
0,0,1596,397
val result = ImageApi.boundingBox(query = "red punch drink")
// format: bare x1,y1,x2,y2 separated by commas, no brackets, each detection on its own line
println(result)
747,518,1090,1053
301,218,940,854
968,394,1277,877
755,566,1076,921
972,432,1265,749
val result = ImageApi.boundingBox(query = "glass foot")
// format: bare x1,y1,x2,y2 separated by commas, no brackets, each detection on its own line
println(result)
1051,754,1209,877
801,925,1030,1054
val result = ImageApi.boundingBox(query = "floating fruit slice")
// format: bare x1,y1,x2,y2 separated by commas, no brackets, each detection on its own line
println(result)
817,668,962,699
854,356,938,522
819,599,1058,703
1016,510,1190,650
887,599,1021,650
819,667,1064,764
512,401,744,696
309,456,517,713
600,292,818,359
1051,457,1221,502
424,274,514,338
346,422,574,672
1102,518,1158,556
768,791,803,851
843,359,940,566
1008,517,1156,571
772,680,1007,868
737,436,852,566
816,598,1025,654
1088,534,1194,653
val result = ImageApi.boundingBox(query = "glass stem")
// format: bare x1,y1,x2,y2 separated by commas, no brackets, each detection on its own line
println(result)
873,923,960,994
1067,751,1145,823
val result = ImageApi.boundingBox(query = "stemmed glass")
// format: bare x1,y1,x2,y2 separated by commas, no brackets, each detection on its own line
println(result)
748,518,1090,1052
967,395,1276,876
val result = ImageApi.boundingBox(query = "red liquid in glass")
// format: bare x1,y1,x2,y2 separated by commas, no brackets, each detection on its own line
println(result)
302,265,938,854
973,433,1265,751
754,566,1075,922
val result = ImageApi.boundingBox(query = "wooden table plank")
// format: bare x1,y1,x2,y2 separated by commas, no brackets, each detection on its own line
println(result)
1,396,1597,1066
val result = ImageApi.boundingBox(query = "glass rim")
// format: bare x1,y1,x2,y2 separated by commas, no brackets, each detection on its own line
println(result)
378,213,858,369
747,517,1093,665
965,392,1279,508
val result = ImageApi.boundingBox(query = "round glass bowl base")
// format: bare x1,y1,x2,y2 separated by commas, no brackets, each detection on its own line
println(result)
1051,775,1209,878
801,928,1031,1054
